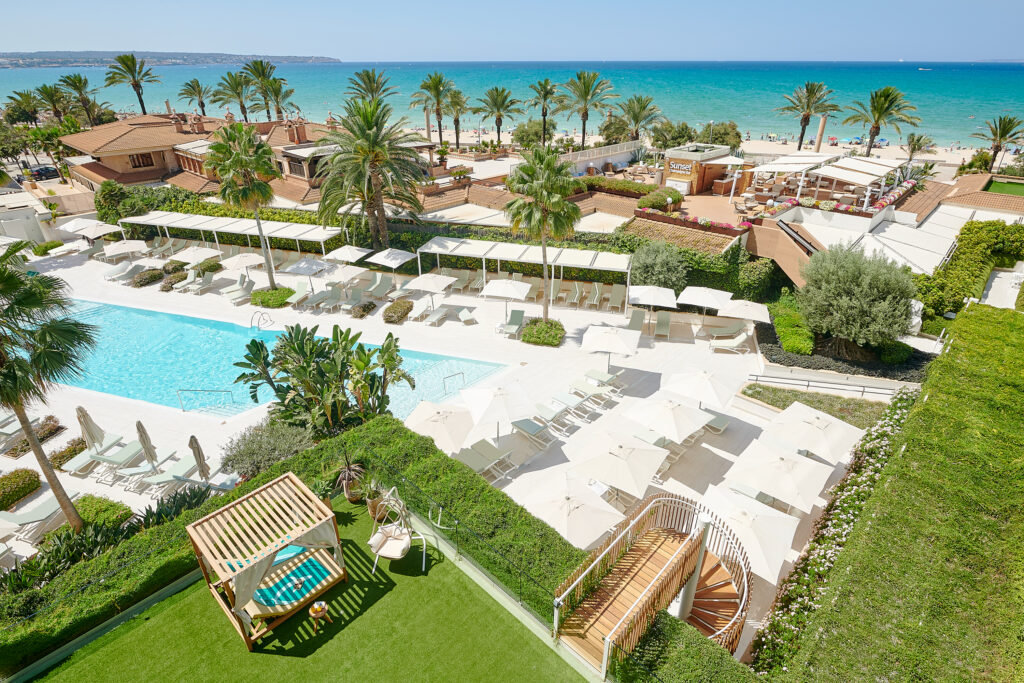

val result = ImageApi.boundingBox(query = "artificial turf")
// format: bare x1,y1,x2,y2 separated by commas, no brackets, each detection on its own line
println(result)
37,501,581,682
985,180,1024,196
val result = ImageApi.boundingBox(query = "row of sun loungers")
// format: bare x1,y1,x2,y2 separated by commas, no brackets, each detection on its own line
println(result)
511,370,630,451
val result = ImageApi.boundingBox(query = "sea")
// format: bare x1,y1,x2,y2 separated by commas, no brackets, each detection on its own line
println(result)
2,61,1022,145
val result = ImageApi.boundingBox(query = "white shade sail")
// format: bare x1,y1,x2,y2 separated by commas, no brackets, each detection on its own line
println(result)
282,257,330,276
661,362,747,408
705,155,747,166
324,245,373,263
700,484,800,583
121,211,341,249
570,431,667,498
811,165,880,187
404,401,474,455
725,438,834,514
677,286,733,310
628,285,677,309
717,299,771,324
415,235,631,273
761,402,864,465
480,279,532,301
365,248,416,270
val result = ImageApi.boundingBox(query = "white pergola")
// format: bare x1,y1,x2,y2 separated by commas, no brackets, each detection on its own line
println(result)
120,210,342,254
415,236,632,288
746,151,838,199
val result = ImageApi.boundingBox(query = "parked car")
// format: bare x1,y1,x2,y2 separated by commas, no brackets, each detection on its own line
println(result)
26,165,60,181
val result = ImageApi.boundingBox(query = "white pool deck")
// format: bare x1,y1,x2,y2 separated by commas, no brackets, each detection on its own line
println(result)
1,250,880,659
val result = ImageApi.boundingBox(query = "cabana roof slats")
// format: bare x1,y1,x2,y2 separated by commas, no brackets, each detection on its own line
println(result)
417,235,631,273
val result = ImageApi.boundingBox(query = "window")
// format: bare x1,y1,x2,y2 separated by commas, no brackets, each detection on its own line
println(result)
129,153,155,169
288,159,305,177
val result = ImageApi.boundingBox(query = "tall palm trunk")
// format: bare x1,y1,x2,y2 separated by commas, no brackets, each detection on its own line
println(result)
254,207,277,289
133,85,147,115
263,96,272,122
435,107,443,146
797,114,810,150
495,116,503,146
540,229,550,321
370,168,388,247
454,117,461,150
275,104,283,121
989,145,1002,172
198,100,206,116
240,102,249,123
12,403,83,532
580,112,588,148
865,125,880,157
541,108,548,146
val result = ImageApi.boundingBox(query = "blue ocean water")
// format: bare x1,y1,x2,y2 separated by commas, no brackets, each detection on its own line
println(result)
3,61,1022,144
68,300,502,416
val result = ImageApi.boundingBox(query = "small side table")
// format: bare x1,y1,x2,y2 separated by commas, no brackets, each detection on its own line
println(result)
309,601,333,634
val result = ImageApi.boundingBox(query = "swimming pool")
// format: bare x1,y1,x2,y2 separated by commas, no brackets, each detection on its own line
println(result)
68,301,502,417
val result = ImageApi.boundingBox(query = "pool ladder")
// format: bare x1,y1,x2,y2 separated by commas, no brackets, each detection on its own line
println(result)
250,311,274,331
441,372,465,397
176,388,236,412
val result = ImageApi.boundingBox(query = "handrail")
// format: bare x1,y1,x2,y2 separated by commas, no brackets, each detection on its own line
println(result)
176,388,235,412
775,219,817,256
441,371,465,396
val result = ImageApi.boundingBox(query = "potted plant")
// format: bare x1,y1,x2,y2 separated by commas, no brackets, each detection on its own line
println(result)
436,141,450,168
336,452,365,503
363,476,386,521
450,167,471,186
310,478,334,506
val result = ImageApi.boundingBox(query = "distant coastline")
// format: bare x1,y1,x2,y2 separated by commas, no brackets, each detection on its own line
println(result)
0,51,339,69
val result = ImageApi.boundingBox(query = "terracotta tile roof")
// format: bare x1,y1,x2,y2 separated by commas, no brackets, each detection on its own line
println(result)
70,161,166,185
60,114,227,155
265,122,332,150
166,171,221,194
268,177,321,204
898,180,955,220
952,173,991,192
942,190,1024,213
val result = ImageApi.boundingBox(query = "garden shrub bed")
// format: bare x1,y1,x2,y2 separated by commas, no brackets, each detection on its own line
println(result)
576,175,659,197
130,269,164,288
350,301,377,319
755,324,932,382
162,260,185,275
767,306,1024,681
196,257,223,275
741,383,887,430
3,416,64,458
160,272,188,291
0,469,41,511
382,299,414,324
250,287,295,309
521,318,565,346
32,240,63,257
1017,284,1024,311
50,437,86,471
636,187,683,211
751,387,918,676
48,496,133,536
768,290,813,355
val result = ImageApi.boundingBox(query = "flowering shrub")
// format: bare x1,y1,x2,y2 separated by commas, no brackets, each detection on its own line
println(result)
872,179,918,210
750,387,919,675
636,207,742,231
798,196,816,207
818,200,837,212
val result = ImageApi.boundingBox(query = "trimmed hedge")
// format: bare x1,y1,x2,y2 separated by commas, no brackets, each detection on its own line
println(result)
636,187,682,211
913,219,1024,315
0,469,41,511
768,291,813,355
196,257,223,275
1016,283,1024,311
382,299,413,324
50,437,86,472
130,269,164,288
576,175,659,196
32,240,63,256
162,260,185,275
350,301,377,319
250,287,294,309
4,416,64,458
46,496,133,537
160,272,187,291
521,318,565,346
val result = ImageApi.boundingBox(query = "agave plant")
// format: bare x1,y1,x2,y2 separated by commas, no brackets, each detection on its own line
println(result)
336,452,366,502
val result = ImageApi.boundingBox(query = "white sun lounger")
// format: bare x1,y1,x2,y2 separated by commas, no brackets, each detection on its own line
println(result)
0,492,79,543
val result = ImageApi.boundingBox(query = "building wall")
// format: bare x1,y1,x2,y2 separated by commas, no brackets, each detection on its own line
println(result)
96,152,172,175
0,206,47,243
746,220,811,286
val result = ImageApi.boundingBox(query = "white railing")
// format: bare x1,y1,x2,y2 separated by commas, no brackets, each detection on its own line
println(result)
558,140,643,165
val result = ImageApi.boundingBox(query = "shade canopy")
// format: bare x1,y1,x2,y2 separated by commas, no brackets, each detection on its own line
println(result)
174,245,223,267
515,472,624,549
103,240,148,257
405,273,457,294
283,257,331,276
581,325,642,357
628,285,677,309
62,217,120,239
717,299,771,324
705,155,747,166
220,252,265,270
661,362,747,409
724,438,834,514
416,235,631,274
700,484,799,583
331,264,369,285
365,248,416,270
404,401,474,454
460,384,533,437
761,402,864,465
122,210,342,252
624,399,714,444
570,431,667,498
324,245,373,263
677,286,734,310
480,279,532,301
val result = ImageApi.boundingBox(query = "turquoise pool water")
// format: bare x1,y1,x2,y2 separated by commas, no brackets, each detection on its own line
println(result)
69,301,502,417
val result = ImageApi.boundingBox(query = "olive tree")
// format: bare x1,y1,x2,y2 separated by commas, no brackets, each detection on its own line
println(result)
797,244,914,358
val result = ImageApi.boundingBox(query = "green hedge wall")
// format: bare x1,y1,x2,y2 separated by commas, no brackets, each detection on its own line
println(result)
0,469,41,511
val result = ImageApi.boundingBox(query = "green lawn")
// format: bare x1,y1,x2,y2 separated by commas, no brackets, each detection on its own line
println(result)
741,383,888,429
38,501,580,682
986,180,1024,196
779,306,1024,681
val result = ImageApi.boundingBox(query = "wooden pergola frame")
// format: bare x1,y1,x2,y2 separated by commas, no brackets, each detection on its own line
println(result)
187,471,347,650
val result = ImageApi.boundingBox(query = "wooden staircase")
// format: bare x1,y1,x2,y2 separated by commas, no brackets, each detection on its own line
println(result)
687,553,742,637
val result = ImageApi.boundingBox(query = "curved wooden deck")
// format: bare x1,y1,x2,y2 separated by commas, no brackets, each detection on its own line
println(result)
558,528,741,669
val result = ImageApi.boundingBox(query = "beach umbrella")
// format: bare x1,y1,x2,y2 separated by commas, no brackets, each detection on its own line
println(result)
189,435,211,482
717,299,771,324
627,285,677,326
624,398,713,444
404,272,458,309
661,361,747,409
581,325,642,371
103,240,148,259
404,401,474,455
569,430,667,498
516,472,624,549
460,384,533,439
700,484,799,583
75,406,106,451
173,246,222,267
724,438,833,514
136,421,159,470
676,286,733,312
332,264,369,286
325,245,372,263
220,252,264,271
283,256,330,276
365,248,416,271
62,217,121,240
480,278,532,317
761,402,864,465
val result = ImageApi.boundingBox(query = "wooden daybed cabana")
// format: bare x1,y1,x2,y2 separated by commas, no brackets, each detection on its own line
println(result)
187,472,347,650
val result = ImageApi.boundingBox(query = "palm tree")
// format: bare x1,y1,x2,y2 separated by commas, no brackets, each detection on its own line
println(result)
971,115,1024,172
504,147,581,321
316,98,425,249
775,82,840,150
526,78,564,146
473,87,523,147
58,74,99,126
212,72,255,122
0,242,96,533
204,122,282,288
559,71,618,148
410,72,454,147
346,68,396,101
242,60,280,122
104,53,160,115
178,79,212,116
29,126,68,183
34,84,71,124
615,95,665,141
902,132,935,163
842,86,921,157
444,89,470,150
263,78,298,121
5,91,43,127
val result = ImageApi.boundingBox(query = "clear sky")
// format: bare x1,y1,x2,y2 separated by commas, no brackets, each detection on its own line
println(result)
2,0,1020,62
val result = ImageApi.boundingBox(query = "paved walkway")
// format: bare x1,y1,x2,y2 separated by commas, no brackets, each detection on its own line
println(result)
981,262,1024,310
